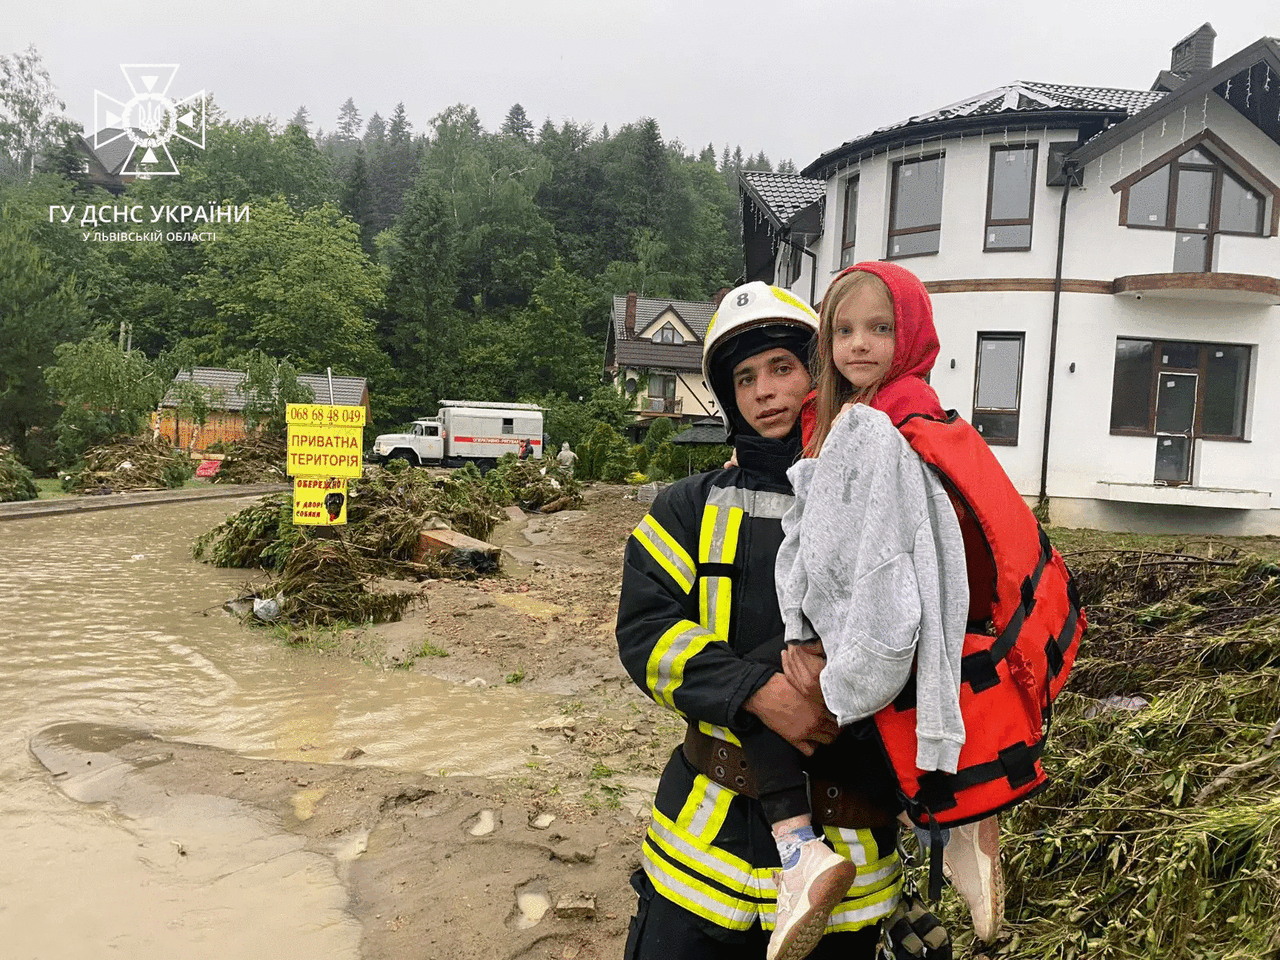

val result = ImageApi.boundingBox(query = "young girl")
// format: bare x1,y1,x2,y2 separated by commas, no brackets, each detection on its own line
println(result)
747,262,970,960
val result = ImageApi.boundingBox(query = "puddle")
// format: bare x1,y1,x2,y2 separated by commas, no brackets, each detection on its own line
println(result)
512,878,551,929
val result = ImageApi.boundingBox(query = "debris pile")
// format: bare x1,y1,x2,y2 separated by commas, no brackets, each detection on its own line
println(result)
481,455,583,513
62,436,193,494
0,450,38,502
208,434,288,484
960,549,1280,960
195,461,512,625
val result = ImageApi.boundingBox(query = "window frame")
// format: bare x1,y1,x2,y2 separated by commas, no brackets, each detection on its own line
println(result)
887,153,945,260
1115,131,1276,271
1108,337,1251,442
971,332,1025,446
652,323,682,345
984,144,1038,252
840,174,859,268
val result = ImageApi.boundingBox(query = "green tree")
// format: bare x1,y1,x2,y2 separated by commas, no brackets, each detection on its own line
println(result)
44,336,168,460
377,171,462,425
500,103,534,141
188,196,385,372
0,44,79,180
0,210,89,464
237,351,315,435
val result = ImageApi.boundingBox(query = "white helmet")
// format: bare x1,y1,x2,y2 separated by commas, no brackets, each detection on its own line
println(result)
703,282,818,439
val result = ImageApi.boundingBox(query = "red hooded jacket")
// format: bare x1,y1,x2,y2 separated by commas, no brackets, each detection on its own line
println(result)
800,260,945,441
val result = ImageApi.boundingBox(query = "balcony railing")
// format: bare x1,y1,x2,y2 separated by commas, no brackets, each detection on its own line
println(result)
643,396,683,415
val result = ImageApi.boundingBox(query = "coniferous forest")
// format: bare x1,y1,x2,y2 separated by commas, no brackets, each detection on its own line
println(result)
0,47,793,475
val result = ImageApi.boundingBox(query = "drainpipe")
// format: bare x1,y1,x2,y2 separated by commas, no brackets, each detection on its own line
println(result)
1039,161,1080,514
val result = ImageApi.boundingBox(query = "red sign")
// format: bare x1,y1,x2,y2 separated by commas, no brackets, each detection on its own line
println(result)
195,460,222,477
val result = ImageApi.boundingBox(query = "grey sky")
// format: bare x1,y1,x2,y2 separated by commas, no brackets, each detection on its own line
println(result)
9,1,1276,170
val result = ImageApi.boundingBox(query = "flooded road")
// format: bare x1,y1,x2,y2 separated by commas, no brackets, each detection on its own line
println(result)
0,498,555,959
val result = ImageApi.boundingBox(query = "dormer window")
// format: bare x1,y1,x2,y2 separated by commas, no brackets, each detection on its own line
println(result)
653,324,682,345
1117,133,1272,272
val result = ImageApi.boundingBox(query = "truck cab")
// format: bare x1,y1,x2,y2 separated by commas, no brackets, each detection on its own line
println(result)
370,419,444,466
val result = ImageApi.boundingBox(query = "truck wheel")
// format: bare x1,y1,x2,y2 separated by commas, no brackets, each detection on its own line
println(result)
389,451,417,466
478,458,498,475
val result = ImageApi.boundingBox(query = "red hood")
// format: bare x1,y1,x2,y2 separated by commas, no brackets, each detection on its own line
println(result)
802,262,945,447
834,261,945,425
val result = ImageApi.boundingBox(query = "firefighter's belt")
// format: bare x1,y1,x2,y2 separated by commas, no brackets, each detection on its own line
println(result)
682,726,896,828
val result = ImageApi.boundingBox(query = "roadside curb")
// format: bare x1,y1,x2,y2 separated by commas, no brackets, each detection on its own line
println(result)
0,484,290,522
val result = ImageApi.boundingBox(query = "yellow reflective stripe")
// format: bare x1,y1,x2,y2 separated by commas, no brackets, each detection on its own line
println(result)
649,807,761,892
644,852,758,930
675,774,734,842
634,515,696,594
696,721,742,747
646,620,719,710
698,505,720,564
698,504,743,640
720,507,744,564
826,877,902,932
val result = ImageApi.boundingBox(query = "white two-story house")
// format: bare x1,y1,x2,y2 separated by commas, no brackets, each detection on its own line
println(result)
743,24,1280,534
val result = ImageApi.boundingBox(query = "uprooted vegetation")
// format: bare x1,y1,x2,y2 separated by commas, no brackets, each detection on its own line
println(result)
194,456,583,626
61,436,194,494
0,450,38,503
953,546,1280,960
207,434,288,484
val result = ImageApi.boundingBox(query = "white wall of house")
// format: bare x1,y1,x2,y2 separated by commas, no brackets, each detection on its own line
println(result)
620,366,717,420
801,108,1279,532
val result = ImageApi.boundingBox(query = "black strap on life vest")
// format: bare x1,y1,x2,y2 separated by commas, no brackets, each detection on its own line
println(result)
959,528,1053,693
915,738,1046,817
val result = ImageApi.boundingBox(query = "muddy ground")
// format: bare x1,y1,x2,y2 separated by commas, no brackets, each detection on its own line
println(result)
36,484,675,960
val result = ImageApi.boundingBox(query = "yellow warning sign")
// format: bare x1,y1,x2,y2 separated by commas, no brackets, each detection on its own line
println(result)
292,477,348,525
287,403,367,428
286,426,363,478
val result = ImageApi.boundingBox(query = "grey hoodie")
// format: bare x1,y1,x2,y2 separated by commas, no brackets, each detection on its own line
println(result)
775,404,968,773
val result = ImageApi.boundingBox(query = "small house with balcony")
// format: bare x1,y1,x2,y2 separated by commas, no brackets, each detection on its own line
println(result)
744,24,1280,534
606,291,723,430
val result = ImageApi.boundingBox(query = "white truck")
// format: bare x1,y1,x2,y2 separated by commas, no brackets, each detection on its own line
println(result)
370,400,544,471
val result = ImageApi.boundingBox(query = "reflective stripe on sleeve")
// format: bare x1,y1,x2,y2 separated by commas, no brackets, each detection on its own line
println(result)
633,514,696,594
706,486,793,520
646,620,721,710
698,504,744,639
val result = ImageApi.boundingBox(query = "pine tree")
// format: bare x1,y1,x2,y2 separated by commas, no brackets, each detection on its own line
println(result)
500,103,533,141
336,97,362,141
289,105,310,134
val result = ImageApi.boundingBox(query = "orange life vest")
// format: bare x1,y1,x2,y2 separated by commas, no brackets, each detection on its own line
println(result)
875,412,1085,841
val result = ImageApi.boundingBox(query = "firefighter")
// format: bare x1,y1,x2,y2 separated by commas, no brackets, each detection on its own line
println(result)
617,282,903,960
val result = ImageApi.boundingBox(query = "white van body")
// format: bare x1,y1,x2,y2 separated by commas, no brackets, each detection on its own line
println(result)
371,400,544,469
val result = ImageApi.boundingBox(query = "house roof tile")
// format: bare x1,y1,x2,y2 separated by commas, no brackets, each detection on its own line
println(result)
614,340,704,373
740,171,825,227
805,81,1166,177
161,367,368,410
610,295,716,344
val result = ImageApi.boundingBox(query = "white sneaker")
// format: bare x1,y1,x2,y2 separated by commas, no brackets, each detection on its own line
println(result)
941,815,1004,942
767,840,858,960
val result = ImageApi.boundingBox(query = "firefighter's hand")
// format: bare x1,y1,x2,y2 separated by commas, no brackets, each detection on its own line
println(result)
744,673,839,756
781,640,826,703
723,449,739,469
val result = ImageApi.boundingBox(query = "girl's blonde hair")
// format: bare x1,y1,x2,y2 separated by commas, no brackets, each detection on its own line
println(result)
804,270,894,458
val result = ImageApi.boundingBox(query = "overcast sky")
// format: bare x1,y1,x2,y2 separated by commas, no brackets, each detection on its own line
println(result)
8,1,1276,170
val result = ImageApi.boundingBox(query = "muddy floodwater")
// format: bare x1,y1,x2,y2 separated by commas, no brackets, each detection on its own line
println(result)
0,498,555,960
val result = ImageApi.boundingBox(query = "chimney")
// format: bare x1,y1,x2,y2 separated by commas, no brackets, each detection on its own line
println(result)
1171,23,1216,75
712,287,730,309
625,291,637,337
